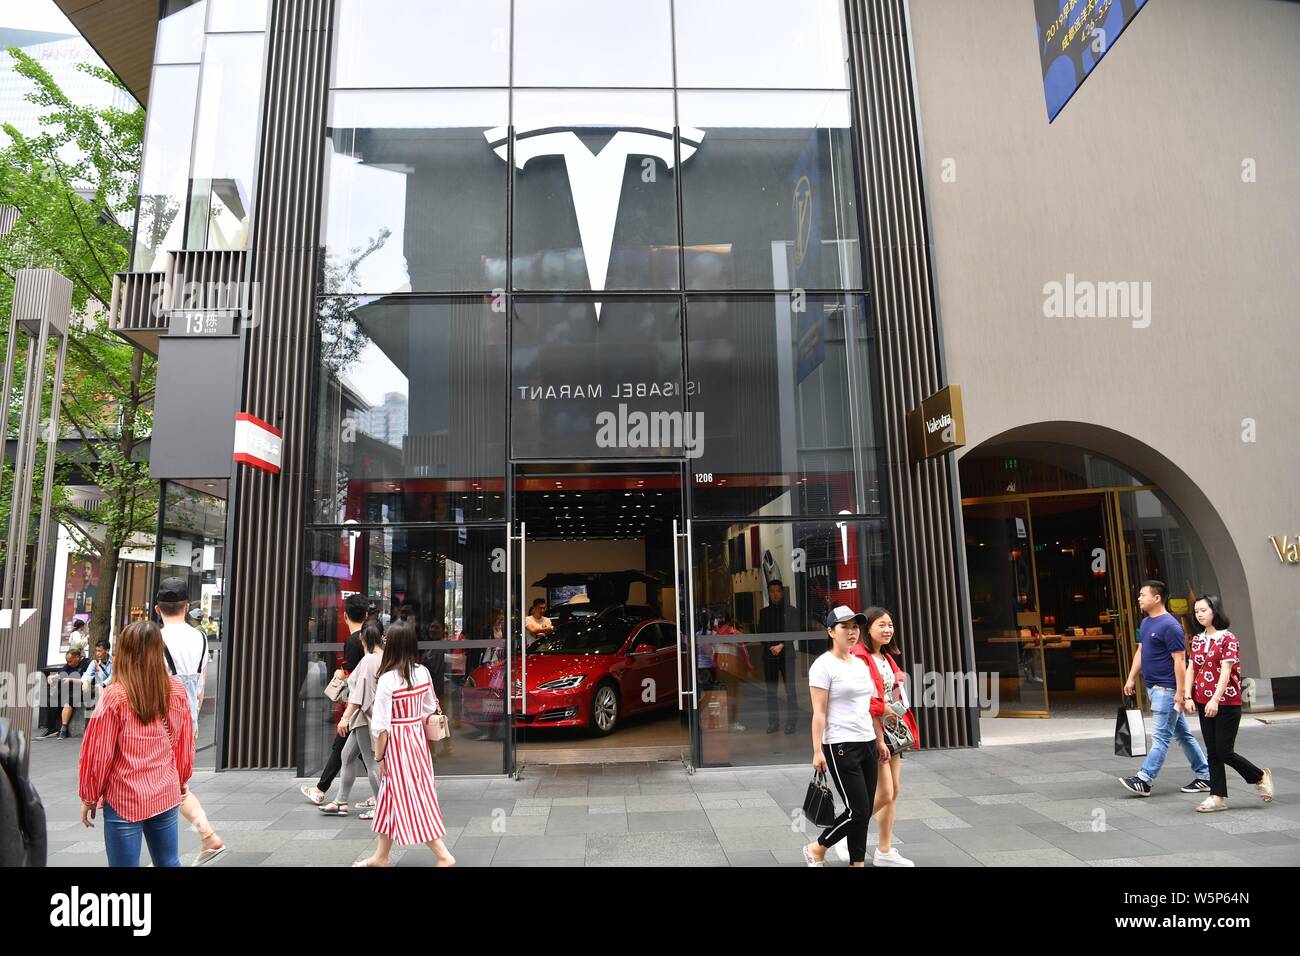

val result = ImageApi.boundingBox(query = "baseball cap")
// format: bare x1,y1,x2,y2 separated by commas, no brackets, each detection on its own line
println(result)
824,605,868,628
156,576,189,604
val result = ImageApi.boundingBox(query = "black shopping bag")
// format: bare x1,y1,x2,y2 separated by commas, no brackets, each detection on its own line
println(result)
803,771,837,827
1114,695,1148,757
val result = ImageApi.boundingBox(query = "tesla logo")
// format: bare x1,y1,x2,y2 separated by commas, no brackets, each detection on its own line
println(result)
641,678,656,704
486,116,704,317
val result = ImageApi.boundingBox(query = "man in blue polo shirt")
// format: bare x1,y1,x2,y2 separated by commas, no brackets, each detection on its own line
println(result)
1119,580,1210,796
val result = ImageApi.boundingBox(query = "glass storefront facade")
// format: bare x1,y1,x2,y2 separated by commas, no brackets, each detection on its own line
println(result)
301,0,890,774
960,446,1220,718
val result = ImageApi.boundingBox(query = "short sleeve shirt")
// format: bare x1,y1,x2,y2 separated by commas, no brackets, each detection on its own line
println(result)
1190,630,1242,705
808,652,876,745
1138,612,1186,690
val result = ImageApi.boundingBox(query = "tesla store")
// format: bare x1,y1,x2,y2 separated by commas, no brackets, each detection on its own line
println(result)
105,0,977,774
300,0,895,775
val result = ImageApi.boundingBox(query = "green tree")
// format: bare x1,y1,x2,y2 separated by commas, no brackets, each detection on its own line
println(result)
0,47,154,648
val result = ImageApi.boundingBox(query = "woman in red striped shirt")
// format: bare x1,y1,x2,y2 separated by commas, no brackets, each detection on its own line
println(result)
78,620,194,867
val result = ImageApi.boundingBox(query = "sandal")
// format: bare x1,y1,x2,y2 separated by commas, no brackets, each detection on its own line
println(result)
358,809,375,820
802,843,825,867
1195,797,1228,813
193,845,226,866
352,857,390,867
319,801,349,815
356,797,376,809
1257,769,1274,803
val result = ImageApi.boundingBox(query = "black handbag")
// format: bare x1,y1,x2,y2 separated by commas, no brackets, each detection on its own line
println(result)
802,771,837,828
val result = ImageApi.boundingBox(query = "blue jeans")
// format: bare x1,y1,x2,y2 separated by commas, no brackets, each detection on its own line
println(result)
103,802,181,867
1138,685,1209,784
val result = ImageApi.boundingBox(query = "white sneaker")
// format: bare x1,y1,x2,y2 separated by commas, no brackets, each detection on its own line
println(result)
730,721,747,732
873,847,914,867
300,785,325,806
833,841,850,862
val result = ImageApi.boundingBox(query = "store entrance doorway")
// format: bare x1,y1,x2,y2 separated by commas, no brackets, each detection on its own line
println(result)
499,463,692,767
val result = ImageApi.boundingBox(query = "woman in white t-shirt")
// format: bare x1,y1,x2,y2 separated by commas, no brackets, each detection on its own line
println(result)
803,606,888,867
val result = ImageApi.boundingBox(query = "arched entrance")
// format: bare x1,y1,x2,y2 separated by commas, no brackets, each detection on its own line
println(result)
958,423,1252,718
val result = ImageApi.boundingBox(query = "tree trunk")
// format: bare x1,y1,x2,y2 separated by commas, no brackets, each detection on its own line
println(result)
88,541,119,648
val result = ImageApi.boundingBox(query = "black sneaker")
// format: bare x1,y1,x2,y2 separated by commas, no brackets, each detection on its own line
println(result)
38,728,59,739
1119,776,1152,796
766,722,780,734
1181,779,1211,794
58,726,71,740
783,719,797,735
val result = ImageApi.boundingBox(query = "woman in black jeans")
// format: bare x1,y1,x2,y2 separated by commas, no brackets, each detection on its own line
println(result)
1182,595,1273,811
803,606,888,866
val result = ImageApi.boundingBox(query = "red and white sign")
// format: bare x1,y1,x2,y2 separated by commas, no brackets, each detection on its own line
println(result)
233,412,282,474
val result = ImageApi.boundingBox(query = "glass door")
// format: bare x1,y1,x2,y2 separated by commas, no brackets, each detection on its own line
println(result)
963,499,1049,716
508,464,691,771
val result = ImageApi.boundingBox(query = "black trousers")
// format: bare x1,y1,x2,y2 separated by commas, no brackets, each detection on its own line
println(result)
1196,703,1263,797
762,645,799,721
316,729,348,790
817,740,879,864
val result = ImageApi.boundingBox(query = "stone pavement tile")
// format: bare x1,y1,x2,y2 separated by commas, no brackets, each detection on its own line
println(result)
266,812,360,831
944,804,1057,828
191,829,296,853
207,803,295,822
1019,826,1168,860
1088,858,1147,867
438,799,518,826
1008,770,1116,785
545,807,629,836
262,839,375,866
625,793,702,812
1120,824,1259,853
901,781,963,799
511,804,551,816
704,806,791,828
921,816,973,831
551,795,625,807
493,835,587,861
47,852,107,867
587,784,642,797
699,797,741,810
713,826,808,852
462,814,548,837
627,810,712,832
1139,850,1259,868
290,827,347,840
1205,812,1300,835
939,825,1052,853
1223,845,1300,866
890,819,962,843
896,844,982,867
636,782,695,795
448,834,500,853
942,776,1036,795
725,850,781,867
442,847,496,867
1235,830,1300,848
1031,779,1134,801
491,858,585,867
203,851,273,866
586,830,727,867
968,792,1047,806
972,847,1088,867
893,798,959,820
533,783,590,798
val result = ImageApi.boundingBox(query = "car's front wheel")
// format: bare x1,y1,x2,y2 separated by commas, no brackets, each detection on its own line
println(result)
591,682,620,736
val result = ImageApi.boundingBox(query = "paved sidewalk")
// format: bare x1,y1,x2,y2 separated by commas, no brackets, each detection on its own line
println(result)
30,722,1300,867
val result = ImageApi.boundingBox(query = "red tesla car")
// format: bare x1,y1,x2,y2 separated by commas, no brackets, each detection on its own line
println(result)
463,607,681,736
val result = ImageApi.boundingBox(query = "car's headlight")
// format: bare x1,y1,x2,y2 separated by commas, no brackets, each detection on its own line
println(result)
536,675,587,691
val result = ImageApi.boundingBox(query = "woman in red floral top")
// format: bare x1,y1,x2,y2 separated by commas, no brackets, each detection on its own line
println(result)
78,621,194,866
1181,595,1273,812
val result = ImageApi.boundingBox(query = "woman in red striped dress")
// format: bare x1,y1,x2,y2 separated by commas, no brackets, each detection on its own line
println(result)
78,621,194,867
355,620,455,867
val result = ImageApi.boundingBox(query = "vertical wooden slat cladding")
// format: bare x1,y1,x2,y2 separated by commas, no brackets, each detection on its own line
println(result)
845,0,977,748
223,0,334,768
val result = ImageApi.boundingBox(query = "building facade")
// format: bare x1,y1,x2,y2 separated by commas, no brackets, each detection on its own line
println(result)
70,0,1297,774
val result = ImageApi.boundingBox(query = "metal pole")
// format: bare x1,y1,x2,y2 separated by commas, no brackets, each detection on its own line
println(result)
29,329,67,616
11,313,53,616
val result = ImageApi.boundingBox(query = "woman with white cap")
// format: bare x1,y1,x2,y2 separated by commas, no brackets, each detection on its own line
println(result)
803,605,888,866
